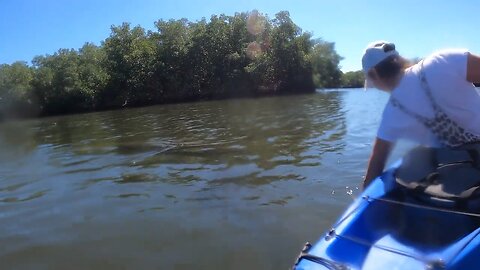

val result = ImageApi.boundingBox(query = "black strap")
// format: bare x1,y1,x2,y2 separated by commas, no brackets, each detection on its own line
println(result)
294,254,349,270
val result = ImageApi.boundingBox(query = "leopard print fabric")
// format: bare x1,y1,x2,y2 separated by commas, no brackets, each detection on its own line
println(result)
389,61,480,147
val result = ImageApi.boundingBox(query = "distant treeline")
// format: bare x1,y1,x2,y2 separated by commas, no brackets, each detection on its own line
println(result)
340,71,364,88
0,11,364,119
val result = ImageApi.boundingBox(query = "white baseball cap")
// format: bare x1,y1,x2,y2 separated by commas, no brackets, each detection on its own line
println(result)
362,41,399,88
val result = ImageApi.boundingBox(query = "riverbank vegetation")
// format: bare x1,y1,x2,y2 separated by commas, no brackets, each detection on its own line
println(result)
340,71,364,89
0,11,358,119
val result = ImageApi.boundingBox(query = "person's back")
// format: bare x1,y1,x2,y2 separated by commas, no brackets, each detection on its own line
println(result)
378,49,480,147
360,41,480,187
423,50,480,134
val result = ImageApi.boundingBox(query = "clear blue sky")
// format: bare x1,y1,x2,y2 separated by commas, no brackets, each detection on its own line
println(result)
1,0,479,72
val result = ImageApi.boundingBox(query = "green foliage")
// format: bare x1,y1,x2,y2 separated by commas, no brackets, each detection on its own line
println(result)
0,62,32,99
245,11,314,93
152,18,192,101
102,23,156,107
78,43,110,102
340,70,365,88
1,10,345,119
310,39,343,89
0,62,36,118
31,44,108,114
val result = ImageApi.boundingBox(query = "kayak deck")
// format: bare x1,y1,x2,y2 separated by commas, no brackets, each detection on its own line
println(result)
294,166,480,270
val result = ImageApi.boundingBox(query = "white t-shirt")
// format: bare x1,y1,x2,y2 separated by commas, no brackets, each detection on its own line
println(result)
377,49,480,147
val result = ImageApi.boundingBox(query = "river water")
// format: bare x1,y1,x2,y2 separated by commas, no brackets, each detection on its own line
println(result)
0,89,409,269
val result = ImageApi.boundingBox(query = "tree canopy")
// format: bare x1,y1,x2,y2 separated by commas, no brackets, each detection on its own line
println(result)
0,10,349,119
340,71,364,88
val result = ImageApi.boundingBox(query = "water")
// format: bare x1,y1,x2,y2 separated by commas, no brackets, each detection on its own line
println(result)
0,89,404,269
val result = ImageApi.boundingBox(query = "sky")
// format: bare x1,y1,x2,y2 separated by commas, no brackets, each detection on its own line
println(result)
1,0,480,72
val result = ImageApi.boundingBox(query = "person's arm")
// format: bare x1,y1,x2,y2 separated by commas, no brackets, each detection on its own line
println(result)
466,52,480,83
363,137,394,188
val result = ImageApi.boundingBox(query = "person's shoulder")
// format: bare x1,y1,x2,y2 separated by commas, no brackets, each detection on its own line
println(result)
425,49,469,65
423,48,469,77
430,48,469,57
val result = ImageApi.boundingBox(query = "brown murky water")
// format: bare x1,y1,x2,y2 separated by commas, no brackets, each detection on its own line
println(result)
0,89,399,269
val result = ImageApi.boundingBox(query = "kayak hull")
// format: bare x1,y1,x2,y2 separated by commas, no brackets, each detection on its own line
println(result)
294,161,480,270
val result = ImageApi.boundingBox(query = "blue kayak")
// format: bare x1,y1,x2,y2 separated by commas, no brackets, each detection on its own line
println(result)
294,147,480,270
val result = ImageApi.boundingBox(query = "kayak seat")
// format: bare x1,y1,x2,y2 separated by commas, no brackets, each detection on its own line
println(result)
394,145,480,210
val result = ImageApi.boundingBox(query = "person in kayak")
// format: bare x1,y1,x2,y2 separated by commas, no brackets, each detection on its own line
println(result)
362,41,480,188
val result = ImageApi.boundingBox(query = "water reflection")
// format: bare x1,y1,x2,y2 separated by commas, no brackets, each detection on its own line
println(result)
0,92,348,205
0,90,364,270
9,92,343,187
0,189,50,203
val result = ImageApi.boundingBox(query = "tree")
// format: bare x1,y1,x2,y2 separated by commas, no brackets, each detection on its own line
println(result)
310,39,343,89
150,18,192,102
341,71,364,88
1,10,345,118
102,23,157,107
0,62,36,118
77,43,109,106
31,49,88,114
246,11,314,94
31,44,108,114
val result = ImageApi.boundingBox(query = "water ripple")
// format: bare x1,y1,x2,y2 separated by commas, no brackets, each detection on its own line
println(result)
0,89,391,269
0,189,50,203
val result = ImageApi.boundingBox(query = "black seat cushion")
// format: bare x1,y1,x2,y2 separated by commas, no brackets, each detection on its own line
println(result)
395,146,480,201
